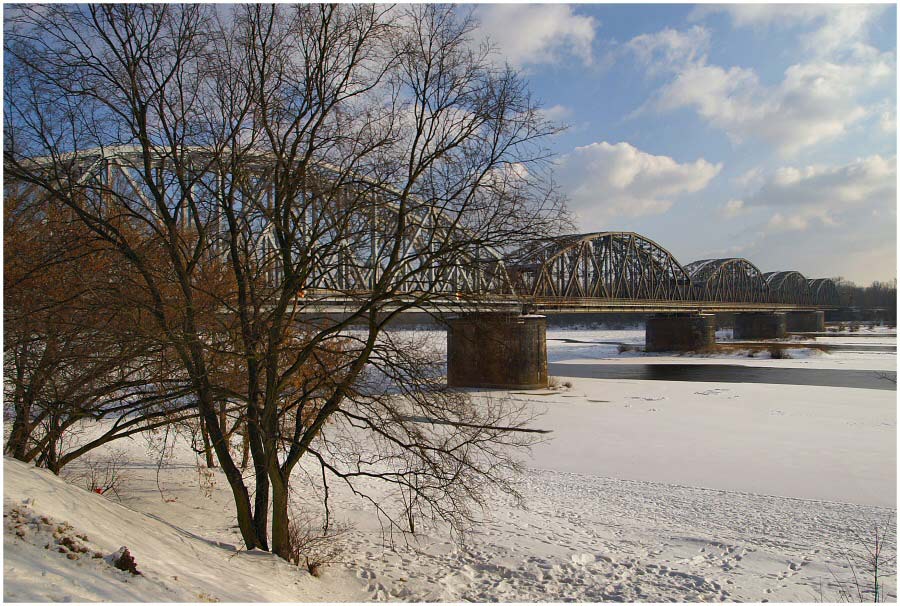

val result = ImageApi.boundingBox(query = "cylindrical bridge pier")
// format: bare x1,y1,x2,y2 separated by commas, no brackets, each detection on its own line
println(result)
645,313,716,352
785,310,825,333
734,312,787,340
446,314,548,389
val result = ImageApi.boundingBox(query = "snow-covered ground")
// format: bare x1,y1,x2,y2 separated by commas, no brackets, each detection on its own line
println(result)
4,326,896,602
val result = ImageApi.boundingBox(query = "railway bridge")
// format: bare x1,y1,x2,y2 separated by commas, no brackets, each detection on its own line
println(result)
8,146,840,389
296,230,837,389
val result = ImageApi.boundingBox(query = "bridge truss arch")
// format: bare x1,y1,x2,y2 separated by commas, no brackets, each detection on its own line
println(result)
507,232,693,300
683,258,770,303
9,146,515,298
764,271,811,305
808,278,840,307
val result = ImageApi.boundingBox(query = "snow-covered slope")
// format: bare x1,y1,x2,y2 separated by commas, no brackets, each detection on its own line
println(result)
3,458,367,602
4,327,896,602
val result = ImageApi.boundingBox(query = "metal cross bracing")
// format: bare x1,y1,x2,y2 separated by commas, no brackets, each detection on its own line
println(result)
8,147,841,312
11,146,512,299
683,258,770,304
763,271,814,306
506,232,692,300
808,278,840,307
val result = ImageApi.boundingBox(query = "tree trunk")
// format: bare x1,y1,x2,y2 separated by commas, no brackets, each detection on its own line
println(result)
198,415,217,468
6,404,33,462
240,422,250,470
269,466,291,560
197,394,259,550
246,408,270,551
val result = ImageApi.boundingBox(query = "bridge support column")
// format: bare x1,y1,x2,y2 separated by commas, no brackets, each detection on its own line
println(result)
733,312,786,340
447,314,547,389
785,310,825,333
645,314,716,352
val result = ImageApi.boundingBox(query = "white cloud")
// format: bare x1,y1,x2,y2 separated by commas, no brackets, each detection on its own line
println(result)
691,4,888,58
626,26,710,73
734,167,764,189
539,104,574,123
879,104,897,135
474,5,596,68
714,155,896,282
766,209,837,233
719,199,747,218
626,22,895,155
555,141,721,224
744,155,896,211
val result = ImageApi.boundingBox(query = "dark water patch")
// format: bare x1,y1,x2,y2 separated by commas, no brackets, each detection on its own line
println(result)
549,338,631,345
727,342,897,353
549,363,897,391
810,344,896,353
802,332,897,338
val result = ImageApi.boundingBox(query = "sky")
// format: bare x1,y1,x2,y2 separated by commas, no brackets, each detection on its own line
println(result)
471,3,897,285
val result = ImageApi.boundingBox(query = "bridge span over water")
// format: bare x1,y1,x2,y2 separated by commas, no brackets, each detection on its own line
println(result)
11,147,838,314
290,231,838,314
10,147,839,389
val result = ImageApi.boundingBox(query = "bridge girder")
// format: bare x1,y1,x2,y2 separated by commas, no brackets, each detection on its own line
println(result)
683,258,770,304
507,232,692,300
807,278,840,307
9,146,839,310
763,271,811,305
10,146,512,298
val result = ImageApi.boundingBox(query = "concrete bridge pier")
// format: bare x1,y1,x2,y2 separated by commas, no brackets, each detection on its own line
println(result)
785,310,825,333
446,313,548,389
645,313,716,352
733,312,787,340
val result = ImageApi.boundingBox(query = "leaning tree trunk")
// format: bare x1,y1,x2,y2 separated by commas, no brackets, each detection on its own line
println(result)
198,415,217,468
269,464,292,561
195,385,262,550
6,400,34,462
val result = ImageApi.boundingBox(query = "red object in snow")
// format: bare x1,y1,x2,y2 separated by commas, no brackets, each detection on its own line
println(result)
94,488,104,494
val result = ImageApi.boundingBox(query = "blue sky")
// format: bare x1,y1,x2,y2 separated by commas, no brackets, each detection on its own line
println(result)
472,4,897,285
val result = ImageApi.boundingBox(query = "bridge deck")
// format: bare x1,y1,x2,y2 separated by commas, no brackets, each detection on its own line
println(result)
294,292,833,314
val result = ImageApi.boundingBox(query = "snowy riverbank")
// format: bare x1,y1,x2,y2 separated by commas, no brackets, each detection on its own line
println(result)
4,327,896,601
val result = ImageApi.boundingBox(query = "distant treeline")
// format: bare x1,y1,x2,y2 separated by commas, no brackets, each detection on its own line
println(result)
833,278,897,320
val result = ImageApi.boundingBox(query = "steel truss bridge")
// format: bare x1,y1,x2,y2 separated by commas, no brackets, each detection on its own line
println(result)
9,147,839,314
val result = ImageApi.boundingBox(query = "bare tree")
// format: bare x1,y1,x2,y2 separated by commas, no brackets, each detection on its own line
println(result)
5,4,564,560
4,175,194,473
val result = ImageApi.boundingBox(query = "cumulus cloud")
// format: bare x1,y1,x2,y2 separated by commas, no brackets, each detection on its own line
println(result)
539,104,574,123
691,4,888,58
626,26,710,73
474,5,596,68
766,209,838,233
628,13,895,155
659,58,887,154
719,199,747,218
555,141,721,225
879,104,897,135
744,155,896,210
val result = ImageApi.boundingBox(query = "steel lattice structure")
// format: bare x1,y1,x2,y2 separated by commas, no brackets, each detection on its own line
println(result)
10,146,513,298
808,278,840,307
763,271,812,306
506,232,692,300
683,258,770,303
8,147,841,310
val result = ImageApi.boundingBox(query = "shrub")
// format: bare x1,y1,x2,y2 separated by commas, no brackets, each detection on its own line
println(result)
285,510,349,577
768,345,791,359
63,450,130,500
